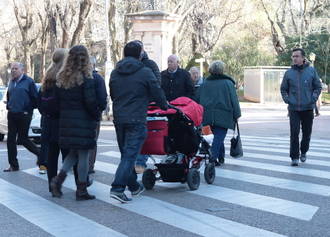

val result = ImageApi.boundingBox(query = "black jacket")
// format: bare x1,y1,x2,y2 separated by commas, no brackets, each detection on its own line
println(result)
161,68,195,101
110,57,168,124
38,86,61,143
141,52,161,84
58,78,98,150
92,70,108,121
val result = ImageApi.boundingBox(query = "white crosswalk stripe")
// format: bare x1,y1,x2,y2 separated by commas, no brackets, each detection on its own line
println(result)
0,179,126,237
2,134,330,236
94,161,318,221
23,168,285,237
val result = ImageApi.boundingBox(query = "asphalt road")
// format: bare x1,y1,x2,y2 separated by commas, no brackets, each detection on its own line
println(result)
1,105,330,237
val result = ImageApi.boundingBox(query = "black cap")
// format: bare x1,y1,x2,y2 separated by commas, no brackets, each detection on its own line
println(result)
124,41,142,59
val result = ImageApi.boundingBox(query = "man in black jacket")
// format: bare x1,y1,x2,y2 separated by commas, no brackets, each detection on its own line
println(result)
109,41,168,203
161,55,195,101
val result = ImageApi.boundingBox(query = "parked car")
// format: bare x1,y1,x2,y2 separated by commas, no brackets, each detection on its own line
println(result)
0,86,41,143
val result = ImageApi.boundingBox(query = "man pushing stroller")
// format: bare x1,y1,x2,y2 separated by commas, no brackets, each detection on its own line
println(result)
109,41,168,203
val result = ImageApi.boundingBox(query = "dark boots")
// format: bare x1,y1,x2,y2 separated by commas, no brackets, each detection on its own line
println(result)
50,170,67,198
76,181,95,201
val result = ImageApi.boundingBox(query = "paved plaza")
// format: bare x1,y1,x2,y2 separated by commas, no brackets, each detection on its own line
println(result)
1,104,330,237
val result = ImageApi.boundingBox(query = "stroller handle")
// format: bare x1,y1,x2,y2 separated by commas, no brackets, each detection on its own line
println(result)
167,104,181,112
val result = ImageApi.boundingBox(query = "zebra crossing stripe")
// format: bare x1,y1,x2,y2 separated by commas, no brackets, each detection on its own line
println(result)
99,151,330,196
23,168,286,237
209,168,330,197
237,145,328,158
240,135,330,146
242,152,330,167
0,178,126,237
233,141,330,152
226,159,330,180
94,161,318,221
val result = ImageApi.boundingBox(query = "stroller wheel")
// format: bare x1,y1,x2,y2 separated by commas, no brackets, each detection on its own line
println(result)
187,168,200,190
142,169,156,190
204,163,216,184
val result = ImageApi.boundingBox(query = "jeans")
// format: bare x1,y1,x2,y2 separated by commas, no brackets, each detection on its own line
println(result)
61,149,89,183
7,111,40,169
289,110,314,160
210,126,228,161
111,123,147,193
135,154,149,167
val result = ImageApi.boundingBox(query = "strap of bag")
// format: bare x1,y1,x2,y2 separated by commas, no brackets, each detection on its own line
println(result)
236,122,240,136
232,122,240,137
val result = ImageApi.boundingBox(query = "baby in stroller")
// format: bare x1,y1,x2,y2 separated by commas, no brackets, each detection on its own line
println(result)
140,97,215,190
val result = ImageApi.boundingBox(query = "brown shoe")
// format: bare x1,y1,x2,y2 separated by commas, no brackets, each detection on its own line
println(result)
3,166,19,172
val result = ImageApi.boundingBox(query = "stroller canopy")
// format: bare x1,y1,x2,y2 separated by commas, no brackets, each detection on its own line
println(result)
148,97,204,127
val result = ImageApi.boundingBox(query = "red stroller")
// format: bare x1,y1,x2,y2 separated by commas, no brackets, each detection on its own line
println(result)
140,97,215,191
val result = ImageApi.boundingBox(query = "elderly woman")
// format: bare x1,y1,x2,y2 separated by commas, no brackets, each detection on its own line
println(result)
198,60,241,166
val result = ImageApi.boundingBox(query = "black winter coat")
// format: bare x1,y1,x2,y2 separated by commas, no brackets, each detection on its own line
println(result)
38,86,61,143
161,68,195,101
141,52,161,84
110,56,168,124
58,78,98,150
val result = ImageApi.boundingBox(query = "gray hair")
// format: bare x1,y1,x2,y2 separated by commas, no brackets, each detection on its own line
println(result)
11,62,25,69
90,56,97,69
208,60,225,75
168,54,180,63
189,66,200,73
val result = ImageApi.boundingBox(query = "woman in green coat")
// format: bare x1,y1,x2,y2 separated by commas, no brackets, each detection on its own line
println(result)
198,60,241,166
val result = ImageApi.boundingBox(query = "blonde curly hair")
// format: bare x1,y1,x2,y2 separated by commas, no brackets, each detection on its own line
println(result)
41,48,68,92
56,45,93,89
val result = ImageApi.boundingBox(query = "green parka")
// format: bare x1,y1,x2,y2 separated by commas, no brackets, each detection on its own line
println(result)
198,74,241,129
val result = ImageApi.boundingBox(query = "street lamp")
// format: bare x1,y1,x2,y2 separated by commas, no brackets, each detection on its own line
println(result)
309,52,316,67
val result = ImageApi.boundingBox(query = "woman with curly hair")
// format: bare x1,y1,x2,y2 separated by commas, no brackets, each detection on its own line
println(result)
51,45,98,201
38,48,69,191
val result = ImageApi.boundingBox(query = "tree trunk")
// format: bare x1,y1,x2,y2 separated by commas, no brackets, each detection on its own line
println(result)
70,0,92,47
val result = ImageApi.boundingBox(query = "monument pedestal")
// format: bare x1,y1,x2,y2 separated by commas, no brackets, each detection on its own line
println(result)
127,10,179,70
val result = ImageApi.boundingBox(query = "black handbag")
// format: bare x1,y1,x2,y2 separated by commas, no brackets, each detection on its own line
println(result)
230,122,243,158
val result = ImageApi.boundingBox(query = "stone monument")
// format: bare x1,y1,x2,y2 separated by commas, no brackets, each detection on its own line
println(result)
126,10,180,70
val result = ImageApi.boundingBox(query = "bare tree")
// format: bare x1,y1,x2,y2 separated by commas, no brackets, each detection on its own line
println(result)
12,0,39,76
259,0,330,54
36,2,50,81
70,0,93,47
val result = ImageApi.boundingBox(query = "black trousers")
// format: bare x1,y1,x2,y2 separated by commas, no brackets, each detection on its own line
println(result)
289,110,314,160
7,112,40,169
47,142,69,190
88,121,101,173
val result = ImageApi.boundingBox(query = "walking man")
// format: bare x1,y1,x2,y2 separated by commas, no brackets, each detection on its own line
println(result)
109,41,168,203
280,48,322,166
4,62,40,172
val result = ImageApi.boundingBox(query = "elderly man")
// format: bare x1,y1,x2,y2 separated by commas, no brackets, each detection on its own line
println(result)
161,55,194,101
4,62,40,172
189,66,204,88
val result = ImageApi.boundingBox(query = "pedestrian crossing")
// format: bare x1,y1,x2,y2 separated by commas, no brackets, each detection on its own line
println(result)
1,134,330,236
